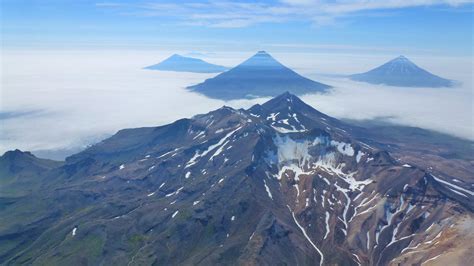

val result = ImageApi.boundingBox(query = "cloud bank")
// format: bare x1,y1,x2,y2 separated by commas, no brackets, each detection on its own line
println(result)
1,50,472,158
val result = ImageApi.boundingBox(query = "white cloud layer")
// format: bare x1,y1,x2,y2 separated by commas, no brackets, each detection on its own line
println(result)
97,0,474,27
1,50,472,157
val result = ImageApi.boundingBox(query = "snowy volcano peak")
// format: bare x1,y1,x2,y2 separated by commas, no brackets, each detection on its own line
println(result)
393,55,409,61
238,50,286,69
260,91,313,113
385,55,419,71
248,92,348,135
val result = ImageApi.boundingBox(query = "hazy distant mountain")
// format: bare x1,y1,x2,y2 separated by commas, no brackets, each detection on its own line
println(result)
1,93,472,265
144,54,228,73
187,51,331,100
350,56,453,87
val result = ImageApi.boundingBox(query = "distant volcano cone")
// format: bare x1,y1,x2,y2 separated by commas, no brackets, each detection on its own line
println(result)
350,56,453,87
145,54,228,73
187,51,331,100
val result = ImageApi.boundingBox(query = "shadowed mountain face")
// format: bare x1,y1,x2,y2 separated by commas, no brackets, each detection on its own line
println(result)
1,93,472,265
0,150,63,197
144,54,228,73
187,51,331,100
350,56,453,87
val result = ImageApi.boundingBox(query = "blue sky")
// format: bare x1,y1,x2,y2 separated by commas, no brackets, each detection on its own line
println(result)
1,0,473,55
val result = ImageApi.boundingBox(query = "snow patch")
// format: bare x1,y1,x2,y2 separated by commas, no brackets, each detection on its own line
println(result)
157,148,180,159
330,140,355,156
165,186,184,197
272,125,307,133
432,174,473,196
356,151,365,163
193,131,205,140
267,112,280,121
186,126,241,168
264,180,273,200
172,211,179,218
324,211,330,239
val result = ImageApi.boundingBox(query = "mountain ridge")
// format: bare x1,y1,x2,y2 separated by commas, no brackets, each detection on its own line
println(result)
0,93,472,265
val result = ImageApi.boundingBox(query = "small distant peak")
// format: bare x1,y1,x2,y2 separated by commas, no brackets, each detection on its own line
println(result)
217,105,237,113
393,55,410,62
279,91,293,98
220,105,233,110
253,51,273,58
389,55,418,67
239,51,282,68
272,91,305,105
1,149,33,159
169,54,184,59
7,149,27,155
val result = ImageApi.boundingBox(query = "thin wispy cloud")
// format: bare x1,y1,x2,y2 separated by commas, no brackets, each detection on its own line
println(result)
266,43,437,53
96,0,474,28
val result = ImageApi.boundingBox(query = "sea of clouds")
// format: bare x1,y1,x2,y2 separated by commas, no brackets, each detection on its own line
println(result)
1,49,472,159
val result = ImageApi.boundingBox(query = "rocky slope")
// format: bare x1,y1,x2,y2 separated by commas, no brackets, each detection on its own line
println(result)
0,93,472,265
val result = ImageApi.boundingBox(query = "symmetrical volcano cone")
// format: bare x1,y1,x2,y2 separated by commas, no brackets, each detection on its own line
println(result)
187,51,331,100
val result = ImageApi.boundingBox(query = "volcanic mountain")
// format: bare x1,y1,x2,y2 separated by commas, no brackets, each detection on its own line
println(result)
187,51,331,100
1,93,472,265
144,54,228,73
350,56,453,87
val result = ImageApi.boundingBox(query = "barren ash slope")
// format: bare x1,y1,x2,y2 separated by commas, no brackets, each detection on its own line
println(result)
1,93,473,265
